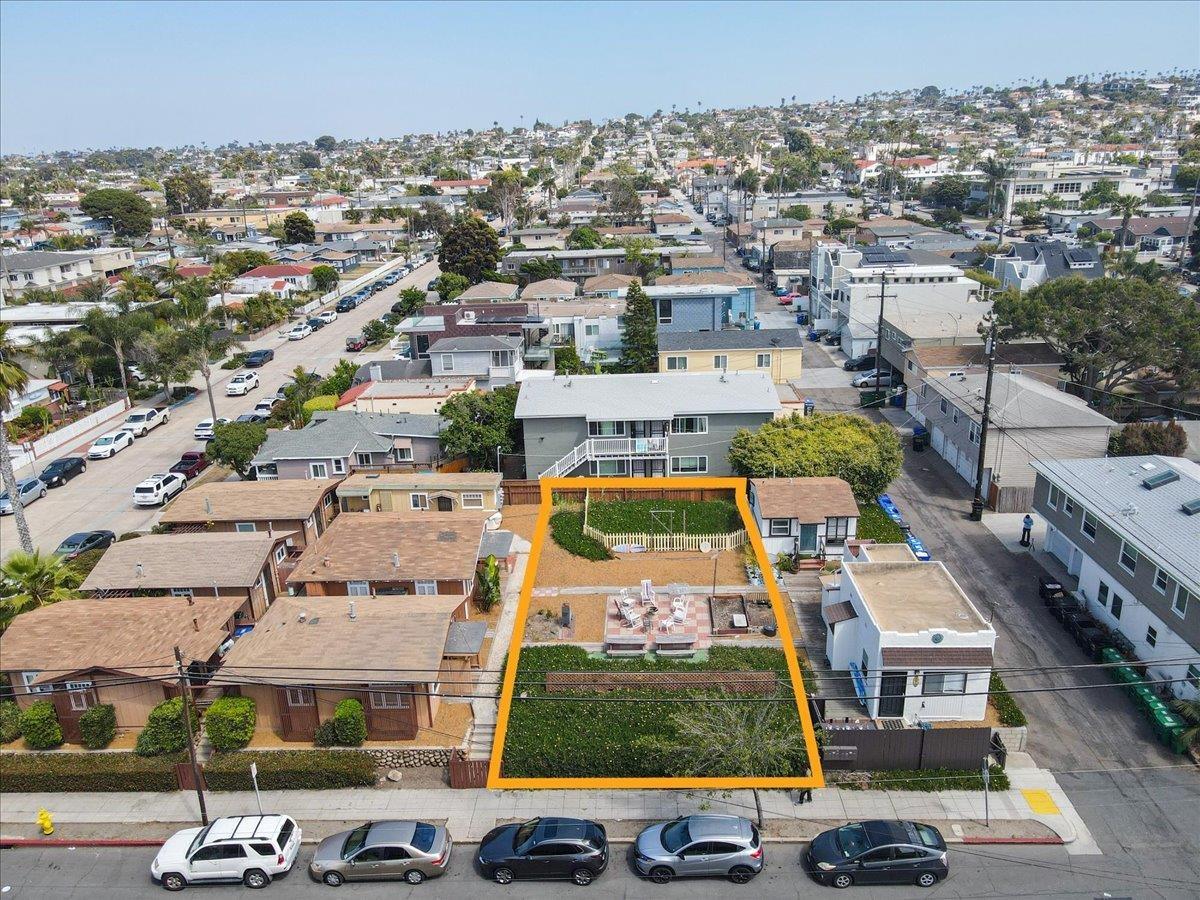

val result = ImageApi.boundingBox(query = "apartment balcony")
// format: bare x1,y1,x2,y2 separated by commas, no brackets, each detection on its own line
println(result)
589,436,668,457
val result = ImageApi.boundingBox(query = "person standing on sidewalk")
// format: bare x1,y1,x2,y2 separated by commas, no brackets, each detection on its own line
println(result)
1020,513,1034,547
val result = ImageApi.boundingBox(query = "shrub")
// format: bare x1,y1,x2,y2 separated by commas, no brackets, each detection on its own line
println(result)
302,394,338,414
117,531,143,542
79,703,116,749
549,510,611,561
135,697,196,757
989,673,1027,727
830,766,1009,792
332,699,367,746
0,752,183,792
19,700,63,749
586,499,741,535
65,548,106,580
855,504,905,543
313,720,339,747
220,352,248,370
0,699,22,743
204,697,256,752
203,750,376,790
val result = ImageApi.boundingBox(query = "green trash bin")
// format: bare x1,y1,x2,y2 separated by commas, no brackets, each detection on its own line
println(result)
1100,646,1123,667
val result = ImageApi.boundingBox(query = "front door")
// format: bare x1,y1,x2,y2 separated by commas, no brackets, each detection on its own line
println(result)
436,496,454,512
51,681,97,743
365,687,418,739
276,687,318,740
798,524,819,554
878,673,907,718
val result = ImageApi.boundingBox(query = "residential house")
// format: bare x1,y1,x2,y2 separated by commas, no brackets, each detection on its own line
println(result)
769,239,814,293
644,284,756,332
516,371,782,479
667,254,726,275
1033,455,1199,700
395,303,534,362
79,532,292,622
556,188,604,223
457,281,520,303
751,218,808,251
989,241,1104,291
509,227,563,249
583,273,638,298
1079,215,1192,255
220,595,485,741
520,278,578,302
855,221,975,253
237,264,315,291
521,299,625,368
748,477,859,558
337,472,503,514
500,248,629,283
251,410,446,480
1,250,113,298
821,560,996,723
658,329,803,383
0,595,243,742
157,480,340,551
652,213,694,237
912,373,1115,511
428,335,524,389
336,377,476,415
432,178,491,194
899,342,1064,390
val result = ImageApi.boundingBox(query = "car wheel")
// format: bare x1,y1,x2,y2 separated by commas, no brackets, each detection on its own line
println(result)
571,867,594,886
649,866,674,885
81,463,87,472
243,869,269,889
322,871,344,886
492,867,514,885
832,873,853,889
916,872,938,887
404,869,426,885
729,865,756,885
39,489,46,499
160,872,186,891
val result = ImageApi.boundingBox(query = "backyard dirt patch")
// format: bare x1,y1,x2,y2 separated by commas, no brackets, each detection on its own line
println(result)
525,593,609,643
501,505,541,542
535,541,748,588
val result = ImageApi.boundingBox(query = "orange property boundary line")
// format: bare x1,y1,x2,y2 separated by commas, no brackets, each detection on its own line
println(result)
487,476,825,790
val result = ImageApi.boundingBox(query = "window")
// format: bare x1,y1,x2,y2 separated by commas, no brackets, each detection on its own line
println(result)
939,398,948,414
672,416,708,434
355,452,373,467
907,360,915,372
1111,593,1123,620
1063,495,1074,516
20,672,47,694
1154,568,1169,594
1047,485,1061,510
665,355,688,371
309,462,328,479
1081,512,1097,540
249,843,276,857
670,455,707,474
591,459,627,475
306,514,316,530
369,689,410,709
924,672,968,694
769,519,791,537
461,492,484,509
588,420,626,437
952,410,959,425
235,522,257,533
1097,581,1109,607
331,458,346,474
1174,586,1192,619
285,687,314,706
826,517,851,542
1145,625,1158,648
274,545,287,564
1119,541,1138,574
713,354,728,370
584,324,599,336
323,492,334,508
756,352,772,368
530,843,576,857
1052,181,1083,195
657,298,672,324
415,580,437,595
394,446,413,462
1188,665,1200,690
410,493,428,510
440,353,454,371
347,581,370,596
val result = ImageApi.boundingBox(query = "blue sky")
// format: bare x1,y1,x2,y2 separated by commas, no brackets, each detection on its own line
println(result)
2,1,1198,153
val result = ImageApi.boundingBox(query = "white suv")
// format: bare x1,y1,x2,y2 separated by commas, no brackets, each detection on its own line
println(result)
151,814,301,891
122,407,170,437
133,472,187,506
226,372,259,396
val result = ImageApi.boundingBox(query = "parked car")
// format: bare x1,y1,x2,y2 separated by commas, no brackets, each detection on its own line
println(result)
243,349,274,367
194,417,231,441
121,407,170,437
253,397,281,416
87,430,134,459
390,301,410,315
633,815,762,885
345,335,367,352
335,297,357,313
804,820,948,889
0,477,47,515
133,472,187,506
39,455,87,487
306,317,326,331
235,412,269,424
315,310,338,324
851,370,895,389
844,354,877,372
822,330,842,345
477,817,607,886
126,363,147,383
309,821,451,886
54,529,116,559
151,814,301,891
226,372,260,396
287,322,313,341
170,451,210,479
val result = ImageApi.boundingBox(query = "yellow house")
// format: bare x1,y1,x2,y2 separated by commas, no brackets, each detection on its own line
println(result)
657,328,803,384
336,471,504,514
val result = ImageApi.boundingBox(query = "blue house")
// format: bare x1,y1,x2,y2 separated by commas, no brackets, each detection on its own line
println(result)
643,284,756,332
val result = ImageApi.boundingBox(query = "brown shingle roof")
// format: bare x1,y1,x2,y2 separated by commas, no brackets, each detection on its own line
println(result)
822,600,858,626
219,595,462,684
655,271,754,288
583,273,638,292
880,647,994,668
289,512,486,584
336,471,501,498
912,342,1064,371
750,477,859,521
159,480,338,526
80,533,279,591
0,595,242,682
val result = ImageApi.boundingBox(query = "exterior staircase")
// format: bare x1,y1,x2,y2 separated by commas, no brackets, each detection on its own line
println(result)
465,703,496,761
539,437,670,479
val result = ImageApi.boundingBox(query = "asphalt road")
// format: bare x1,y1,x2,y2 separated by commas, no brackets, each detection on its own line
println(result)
4,840,1196,899
1,259,440,556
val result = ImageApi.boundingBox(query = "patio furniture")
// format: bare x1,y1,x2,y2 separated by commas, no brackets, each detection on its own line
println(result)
655,633,695,648
641,579,654,603
671,598,690,625
657,648,696,658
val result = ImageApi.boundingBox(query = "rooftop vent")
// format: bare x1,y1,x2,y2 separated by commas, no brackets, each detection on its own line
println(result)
1182,498,1200,516
1143,469,1179,490
348,600,356,620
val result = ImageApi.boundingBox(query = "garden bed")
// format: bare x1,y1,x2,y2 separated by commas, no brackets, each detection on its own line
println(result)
856,503,905,543
586,499,741,535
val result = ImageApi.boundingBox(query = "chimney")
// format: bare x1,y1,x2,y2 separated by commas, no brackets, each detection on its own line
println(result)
204,497,213,515
392,551,400,569
348,600,357,620
192,617,200,632
322,555,331,568
369,364,383,382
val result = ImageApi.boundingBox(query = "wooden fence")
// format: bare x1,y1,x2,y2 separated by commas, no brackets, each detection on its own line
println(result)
501,479,545,505
819,725,994,771
448,749,489,788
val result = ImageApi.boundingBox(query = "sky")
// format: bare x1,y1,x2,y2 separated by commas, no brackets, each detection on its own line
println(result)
2,0,1198,154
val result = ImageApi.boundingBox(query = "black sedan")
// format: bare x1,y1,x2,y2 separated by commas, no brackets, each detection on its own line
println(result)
306,317,326,331
39,455,87,487
843,355,877,372
804,820,948,889
477,817,607,886
244,348,275,367
54,530,116,559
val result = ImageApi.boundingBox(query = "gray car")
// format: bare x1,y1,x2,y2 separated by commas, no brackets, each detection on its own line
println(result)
633,815,762,885
0,477,47,515
308,821,451,886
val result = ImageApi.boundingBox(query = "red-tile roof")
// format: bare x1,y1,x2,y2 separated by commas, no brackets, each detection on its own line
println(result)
241,264,314,278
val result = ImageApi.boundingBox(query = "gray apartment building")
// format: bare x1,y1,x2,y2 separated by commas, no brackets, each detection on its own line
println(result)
1032,455,1199,701
428,335,524,389
515,371,781,479
500,248,629,283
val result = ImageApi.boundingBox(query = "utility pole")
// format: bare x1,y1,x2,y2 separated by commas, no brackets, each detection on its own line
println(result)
174,646,209,825
874,270,888,395
970,315,998,521
1178,176,1198,272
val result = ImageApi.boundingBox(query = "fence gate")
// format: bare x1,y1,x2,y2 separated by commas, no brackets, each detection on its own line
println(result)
449,750,489,788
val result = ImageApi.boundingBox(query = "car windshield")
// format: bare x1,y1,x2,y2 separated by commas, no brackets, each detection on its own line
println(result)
835,824,871,858
660,820,691,853
60,535,85,549
912,823,943,848
513,819,540,850
341,825,370,859
187,824,213,858
411,823,436,853
95,437,113,445
127,414,147,422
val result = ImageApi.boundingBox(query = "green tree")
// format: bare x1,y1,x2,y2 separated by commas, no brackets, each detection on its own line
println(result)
314,134,336,152
927,175,970,209
394,285,428,318
176,319,240,424
276,366,323,428
435,272,469,302
0,550,81,629
0,324,35,552
319,359,359,398
554,344,586,375
207,422,267,478
81,297,154,392
80,189,152,236
824,216,858,236
604,178,643,224
439,384,521,470
1109,195,1143,248
932,207,962,226
438,217,501,283
1108,421,1188,457
780,204,813,222
163,168,212,214
219,249,274,276
1174,164,1200,191
295,150,321,169
283,211,316,244
519,257,563,283
489,167,524,230
1079,179,1119,211
728,413,903,500
310,264,338,293
566,225,602,249
619,281,658,373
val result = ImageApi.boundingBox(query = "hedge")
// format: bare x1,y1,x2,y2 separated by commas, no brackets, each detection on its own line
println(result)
203,750,377,790
302,395,338,414
79,704,116,750
19,700,63,750
549,510,611,561
988,673,1027,727
586,499,741,535
332,699,367,746
855,504,905,543
830,766,1010,792
204,697,256,752
136,697,196,757
0,700,20,744
0,752,184,792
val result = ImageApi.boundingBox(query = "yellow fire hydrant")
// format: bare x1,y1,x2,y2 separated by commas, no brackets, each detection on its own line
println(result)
37,808,54,836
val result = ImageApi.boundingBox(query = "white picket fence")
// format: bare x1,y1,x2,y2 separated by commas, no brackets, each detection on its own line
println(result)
8,396,131,473
582,521,747,552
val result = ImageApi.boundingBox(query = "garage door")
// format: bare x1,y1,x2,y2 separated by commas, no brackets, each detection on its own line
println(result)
931,427,944,453
906,390,924,424
957,449,976,484
943,439,959,471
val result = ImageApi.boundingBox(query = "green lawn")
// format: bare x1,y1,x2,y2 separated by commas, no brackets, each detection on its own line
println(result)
549,510,612,560
855,503,905,543
586,499,741,535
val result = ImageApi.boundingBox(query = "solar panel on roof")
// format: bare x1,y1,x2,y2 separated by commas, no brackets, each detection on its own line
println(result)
1066,249,1093,264
1143,469,1180,490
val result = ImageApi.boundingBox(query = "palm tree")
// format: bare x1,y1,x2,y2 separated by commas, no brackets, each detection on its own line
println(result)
80,299,153,393
979,157,1013,219
277,366,322,429
0,549,81,629
1109,195,1143,251
177,317,240,423
209,262,234,327
159,258,184,293
0,324,36,552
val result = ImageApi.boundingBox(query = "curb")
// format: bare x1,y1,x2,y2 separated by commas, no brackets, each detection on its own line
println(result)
1,837,164,848
962,836,1064,845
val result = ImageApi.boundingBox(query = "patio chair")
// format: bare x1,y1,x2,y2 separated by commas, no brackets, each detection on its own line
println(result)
621,607,643,629
671,598,690,625
640,579,654,603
